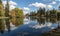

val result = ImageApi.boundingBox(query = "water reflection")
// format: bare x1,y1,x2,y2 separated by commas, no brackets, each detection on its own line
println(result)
50,18,57,23
37,17,45,24
28,17,60,29
29,17,58,24
0,19,5,34
15,18,24,26
14,17,59,36
0,17,60,36
0,18,24,34
5,19,10,32
11,18,16,25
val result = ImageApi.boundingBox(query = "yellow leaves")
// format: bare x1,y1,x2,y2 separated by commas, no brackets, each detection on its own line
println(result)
0,5,2,9
14,8,24,17
10,10,15,17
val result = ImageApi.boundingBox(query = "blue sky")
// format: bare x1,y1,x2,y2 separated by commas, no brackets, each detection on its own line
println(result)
3,0,60,14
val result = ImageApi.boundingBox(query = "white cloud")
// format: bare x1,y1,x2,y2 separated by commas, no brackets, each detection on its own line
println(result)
43,0,51,1
50,1,56,4
29,2,53,8
2,1,6,7
29,2,46,8
44,0,60,2
9,1,17,6
23,7,30,15
47,5,53,8
55,0,60,1
23,7,30,11
10,5,16,10
2,1,17,10
58,0,60,1
29,23,52,29
23,11,30,15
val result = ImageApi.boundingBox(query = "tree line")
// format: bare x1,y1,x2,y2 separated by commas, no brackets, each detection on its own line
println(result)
0,0,24,18
27,6,60,18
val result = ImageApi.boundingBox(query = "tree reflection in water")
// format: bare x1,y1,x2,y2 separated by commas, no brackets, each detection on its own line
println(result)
15,18,24,27
11,18,24,27
37,17,45,24
0,19,5,34
0,17,59,34
30,17,58,24
50,18,57,23
0,17,24,34
11,18,16,25
29,17,60,29
29,17,59,28
5,18,10,32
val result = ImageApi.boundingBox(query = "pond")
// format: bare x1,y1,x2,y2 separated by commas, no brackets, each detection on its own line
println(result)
0,17,60,36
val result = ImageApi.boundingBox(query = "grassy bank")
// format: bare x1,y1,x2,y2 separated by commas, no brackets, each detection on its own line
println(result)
41,28,60,36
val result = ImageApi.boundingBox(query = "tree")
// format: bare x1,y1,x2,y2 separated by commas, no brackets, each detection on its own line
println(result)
46,9,50,17
50,9,57,17
10,9,16,18
37,8,46,17
0,0,5,17
57,12,60,18
57,6,60,18
58,6,60,11
30,11,36,16
5,0,10,17
14,8,24,18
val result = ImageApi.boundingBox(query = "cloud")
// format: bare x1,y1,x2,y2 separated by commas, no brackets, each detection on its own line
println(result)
23,11,30,15
43,0,51,1
9,1,17,6
23,7,30,15
50,1,56,4
29,2,46,8
23,7,30,11
44,0,60,2
55,0,60,1
30,23,52,29
10,5,16,10
2,1,17,10
47,5,53,8
29,2,53,8
58,0,60,1
2,1,6,7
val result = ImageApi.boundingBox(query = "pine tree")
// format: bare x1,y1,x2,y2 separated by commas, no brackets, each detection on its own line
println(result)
5,0,9,17
58,6,60,11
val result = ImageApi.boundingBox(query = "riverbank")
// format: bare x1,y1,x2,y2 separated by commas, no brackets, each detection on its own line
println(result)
42,28,60,36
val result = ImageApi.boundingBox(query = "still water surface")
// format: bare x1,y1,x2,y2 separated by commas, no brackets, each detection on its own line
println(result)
0,17,60,36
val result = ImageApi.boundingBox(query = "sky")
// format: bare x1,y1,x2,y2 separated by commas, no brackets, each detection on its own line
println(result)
2,0,60,14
